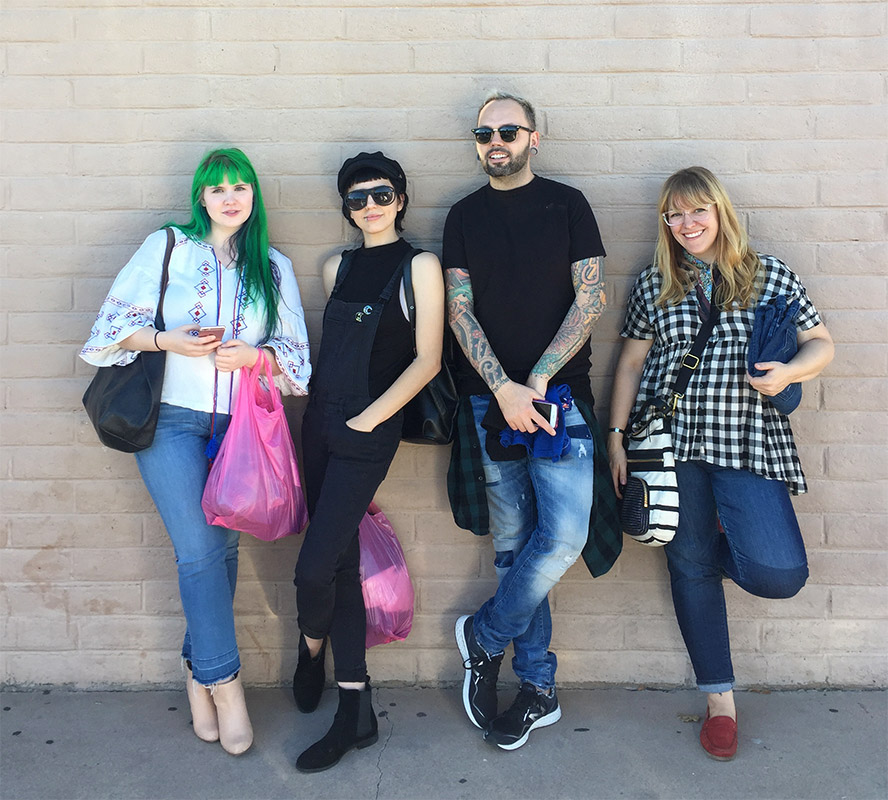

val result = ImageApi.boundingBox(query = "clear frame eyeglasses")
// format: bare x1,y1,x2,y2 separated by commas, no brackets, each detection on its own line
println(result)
662,204,714,227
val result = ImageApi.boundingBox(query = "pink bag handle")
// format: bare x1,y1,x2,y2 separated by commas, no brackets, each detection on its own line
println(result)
246,349,282,410
255,348,273,381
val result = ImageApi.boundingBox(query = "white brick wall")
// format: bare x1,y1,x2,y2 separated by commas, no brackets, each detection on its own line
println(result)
1,1,886,689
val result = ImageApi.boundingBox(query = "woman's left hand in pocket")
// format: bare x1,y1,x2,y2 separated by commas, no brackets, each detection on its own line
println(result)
214,340,260,373
346,413,376,433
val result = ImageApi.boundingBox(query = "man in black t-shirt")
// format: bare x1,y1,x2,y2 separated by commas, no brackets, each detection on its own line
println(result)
444,92,609,750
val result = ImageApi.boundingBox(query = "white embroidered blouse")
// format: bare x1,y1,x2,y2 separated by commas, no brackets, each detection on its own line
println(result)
80,228,311,414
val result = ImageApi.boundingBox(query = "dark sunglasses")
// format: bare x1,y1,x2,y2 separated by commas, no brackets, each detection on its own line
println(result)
344,185,397,211
471,125,534,144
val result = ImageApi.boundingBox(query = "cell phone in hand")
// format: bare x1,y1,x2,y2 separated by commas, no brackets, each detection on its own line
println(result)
531,400,559,428
199,326,225,341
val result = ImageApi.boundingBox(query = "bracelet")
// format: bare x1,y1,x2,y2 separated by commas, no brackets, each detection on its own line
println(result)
608,426,626,434
154,330,163,351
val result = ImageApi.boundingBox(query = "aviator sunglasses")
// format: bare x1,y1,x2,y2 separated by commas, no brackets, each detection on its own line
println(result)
471,125,534,144
344,185,398,211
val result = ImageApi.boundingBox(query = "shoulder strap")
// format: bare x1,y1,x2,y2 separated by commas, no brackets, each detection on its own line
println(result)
400,247,424,355
669,301,721,413
154,227,175,333
330,248,358,297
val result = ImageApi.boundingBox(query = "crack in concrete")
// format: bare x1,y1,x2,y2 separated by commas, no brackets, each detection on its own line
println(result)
373,688,395,800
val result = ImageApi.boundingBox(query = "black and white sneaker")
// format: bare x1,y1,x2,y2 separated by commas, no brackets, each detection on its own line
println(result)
455,614,504,729
484,683,561,750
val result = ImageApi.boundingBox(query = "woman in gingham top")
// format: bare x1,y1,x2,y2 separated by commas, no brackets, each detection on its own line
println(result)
81,148,310,756
608,167,834,761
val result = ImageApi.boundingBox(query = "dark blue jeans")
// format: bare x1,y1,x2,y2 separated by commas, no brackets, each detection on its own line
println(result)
665,460,809,693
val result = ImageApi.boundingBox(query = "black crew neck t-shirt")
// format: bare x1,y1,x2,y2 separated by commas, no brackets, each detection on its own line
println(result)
442,176,605,400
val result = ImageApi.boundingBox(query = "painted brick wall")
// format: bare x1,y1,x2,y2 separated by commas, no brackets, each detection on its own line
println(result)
1,1,886,689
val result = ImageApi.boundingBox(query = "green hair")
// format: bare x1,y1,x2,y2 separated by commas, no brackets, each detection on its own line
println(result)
166,147,280,340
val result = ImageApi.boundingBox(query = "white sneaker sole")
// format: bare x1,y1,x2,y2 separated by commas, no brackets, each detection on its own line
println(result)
455,615,483,729
492,705,562,750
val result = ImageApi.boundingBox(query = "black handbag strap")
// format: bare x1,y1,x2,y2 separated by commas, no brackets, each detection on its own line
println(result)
155,227,175,332
668,300,720,414
400,247,425,355
331,248,356,296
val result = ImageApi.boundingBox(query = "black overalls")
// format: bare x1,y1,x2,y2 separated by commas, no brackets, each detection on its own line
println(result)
294,255,406,683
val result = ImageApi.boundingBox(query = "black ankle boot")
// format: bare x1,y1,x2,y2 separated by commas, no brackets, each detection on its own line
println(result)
293,634,326,714
295,681,379,773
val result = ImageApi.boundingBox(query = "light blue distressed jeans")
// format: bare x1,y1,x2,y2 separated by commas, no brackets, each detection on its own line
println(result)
469,394,595,691
134,403,240,686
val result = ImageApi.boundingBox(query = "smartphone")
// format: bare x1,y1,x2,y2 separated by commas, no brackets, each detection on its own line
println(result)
199,326,226,341
531,400,559,428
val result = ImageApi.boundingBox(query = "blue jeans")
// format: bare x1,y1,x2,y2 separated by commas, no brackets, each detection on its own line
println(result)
666,460,809,693
469,395,595,691
135,403,240,686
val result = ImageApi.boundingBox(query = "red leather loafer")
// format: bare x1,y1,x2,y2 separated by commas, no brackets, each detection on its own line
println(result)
700,709,738,761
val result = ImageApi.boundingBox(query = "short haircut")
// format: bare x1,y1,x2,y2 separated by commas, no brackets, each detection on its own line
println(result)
477,91,537,131
340,167,409,233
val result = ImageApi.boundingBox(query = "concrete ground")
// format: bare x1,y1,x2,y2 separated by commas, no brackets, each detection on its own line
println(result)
1,686,885,800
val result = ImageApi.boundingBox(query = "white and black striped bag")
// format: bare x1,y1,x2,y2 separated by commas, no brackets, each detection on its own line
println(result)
620,298,721,546
622,402,679,546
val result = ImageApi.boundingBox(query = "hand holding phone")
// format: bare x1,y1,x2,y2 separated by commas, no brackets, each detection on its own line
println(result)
198,326,226,342
531,400,559,429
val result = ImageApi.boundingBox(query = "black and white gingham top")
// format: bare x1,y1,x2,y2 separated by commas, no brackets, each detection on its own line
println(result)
621,254,822,495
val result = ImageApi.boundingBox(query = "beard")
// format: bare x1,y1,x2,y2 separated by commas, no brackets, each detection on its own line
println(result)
481,142,531,178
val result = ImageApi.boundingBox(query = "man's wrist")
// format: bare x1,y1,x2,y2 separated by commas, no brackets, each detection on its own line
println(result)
490,376,510,394
527,371,549,393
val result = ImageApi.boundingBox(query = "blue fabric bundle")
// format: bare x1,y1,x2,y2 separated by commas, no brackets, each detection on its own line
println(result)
747,295,801,415
499,384,573,461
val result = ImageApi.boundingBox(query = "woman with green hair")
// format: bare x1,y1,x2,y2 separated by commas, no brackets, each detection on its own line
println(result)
81,148,311,755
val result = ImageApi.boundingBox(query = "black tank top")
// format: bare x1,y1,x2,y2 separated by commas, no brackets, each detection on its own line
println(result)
334,238,414,397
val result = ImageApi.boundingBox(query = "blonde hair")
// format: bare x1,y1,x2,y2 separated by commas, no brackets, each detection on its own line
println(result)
653,166,762,309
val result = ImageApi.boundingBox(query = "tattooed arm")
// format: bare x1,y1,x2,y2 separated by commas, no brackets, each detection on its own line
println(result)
445,267,555,434
445,267,509,393
527,256,606,396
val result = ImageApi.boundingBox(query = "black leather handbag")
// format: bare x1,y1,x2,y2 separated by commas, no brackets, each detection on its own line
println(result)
400,250,458,445
82,228,175,453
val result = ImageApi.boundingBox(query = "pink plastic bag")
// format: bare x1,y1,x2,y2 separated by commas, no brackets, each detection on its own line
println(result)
201,352,308,541
358,502,414,648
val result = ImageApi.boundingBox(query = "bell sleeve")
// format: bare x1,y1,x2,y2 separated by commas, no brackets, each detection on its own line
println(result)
263,251,311,397
79,229,170,368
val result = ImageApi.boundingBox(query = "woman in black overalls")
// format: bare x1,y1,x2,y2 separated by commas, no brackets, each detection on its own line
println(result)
292,152,444,773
